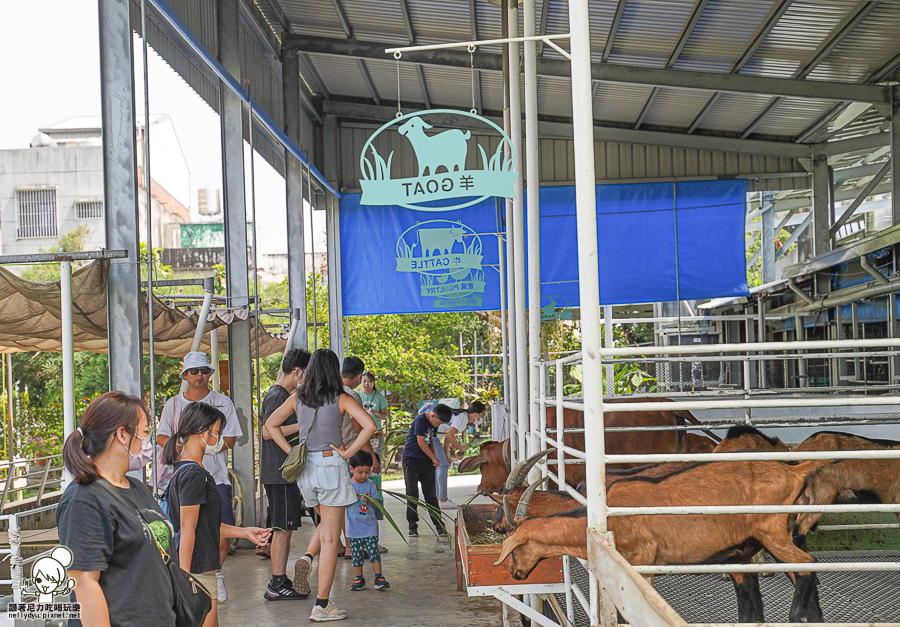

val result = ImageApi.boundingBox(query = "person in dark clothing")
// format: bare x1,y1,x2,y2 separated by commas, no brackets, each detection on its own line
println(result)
57,392,176,627
401,403,452,537
260,347,311,600
162,403,270,627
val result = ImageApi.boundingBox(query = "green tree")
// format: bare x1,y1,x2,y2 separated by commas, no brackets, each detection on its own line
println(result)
21,225,93,283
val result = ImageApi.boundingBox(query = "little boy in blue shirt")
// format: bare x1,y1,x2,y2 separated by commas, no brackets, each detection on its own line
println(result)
346,450,390,591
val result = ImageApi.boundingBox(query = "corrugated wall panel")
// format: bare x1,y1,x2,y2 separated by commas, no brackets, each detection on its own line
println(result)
755,98,836,137
594,84,657,124
537,76,574,119
423,66,481,111
306,55,371,101
338,0,408,44
364,58,428,107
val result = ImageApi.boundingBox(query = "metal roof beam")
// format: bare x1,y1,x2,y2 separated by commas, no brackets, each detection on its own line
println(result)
322,100,810,158
330,0,353,38
537,0,550,58
740,1,879,138
687,0,795,133
357,59,381,105
814,132,889,159
285,35,890,104
299,52,330,100
635,0,709,130
602,0,628,63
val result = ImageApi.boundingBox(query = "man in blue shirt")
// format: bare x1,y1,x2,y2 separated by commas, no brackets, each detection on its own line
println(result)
401,403,452,537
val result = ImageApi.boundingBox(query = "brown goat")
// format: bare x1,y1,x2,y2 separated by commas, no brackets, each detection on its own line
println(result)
792,431,900,547
457,440,510,494
495,458,829,623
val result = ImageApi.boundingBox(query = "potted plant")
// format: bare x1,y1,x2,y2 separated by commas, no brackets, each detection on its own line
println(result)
24,434,61,466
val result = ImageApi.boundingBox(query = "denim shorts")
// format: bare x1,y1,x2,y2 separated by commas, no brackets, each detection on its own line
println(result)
297,451,357,508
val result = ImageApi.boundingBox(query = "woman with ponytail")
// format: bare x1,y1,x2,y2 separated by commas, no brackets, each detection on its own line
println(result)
57,391,177,627
163,402,270,627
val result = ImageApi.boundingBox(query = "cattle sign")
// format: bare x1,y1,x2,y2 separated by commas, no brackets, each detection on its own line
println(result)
359,109,518,211
396,219,485,308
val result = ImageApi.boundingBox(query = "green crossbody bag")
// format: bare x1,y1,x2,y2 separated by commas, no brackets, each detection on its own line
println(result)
281,407,319,483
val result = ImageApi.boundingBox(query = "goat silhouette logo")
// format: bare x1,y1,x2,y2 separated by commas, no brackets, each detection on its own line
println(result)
396,220,485,308
540,296,574,322
359,110,517,211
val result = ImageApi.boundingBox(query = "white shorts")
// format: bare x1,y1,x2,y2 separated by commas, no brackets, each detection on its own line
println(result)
297,451,357,509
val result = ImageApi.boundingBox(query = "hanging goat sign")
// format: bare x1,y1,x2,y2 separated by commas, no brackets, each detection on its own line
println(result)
359,109,518,211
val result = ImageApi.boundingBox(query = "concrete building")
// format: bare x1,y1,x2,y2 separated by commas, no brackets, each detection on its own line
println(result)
0,115,189,256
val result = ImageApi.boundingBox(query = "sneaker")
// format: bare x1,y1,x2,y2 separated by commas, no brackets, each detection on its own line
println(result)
350,576,366,591
309,601,348,622
408,528,418,537
373,575,390,590
216,570,227,603
293,555,312,597
440,499,458,510
265,580,307,601
378,545,388,554
436,528,448,537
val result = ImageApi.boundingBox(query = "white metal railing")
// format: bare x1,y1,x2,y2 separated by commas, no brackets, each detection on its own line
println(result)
0,455,64,511
528,340,900,627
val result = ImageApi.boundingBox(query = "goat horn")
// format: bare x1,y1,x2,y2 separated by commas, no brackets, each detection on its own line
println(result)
503,495,514,531
516,476,549,521
504,449,553,492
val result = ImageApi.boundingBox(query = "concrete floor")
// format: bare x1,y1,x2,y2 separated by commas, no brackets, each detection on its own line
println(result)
218,474,500,626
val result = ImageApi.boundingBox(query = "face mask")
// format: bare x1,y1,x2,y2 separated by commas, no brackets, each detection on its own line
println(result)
474,415,484,428
204,430,225,456
122,434,152,471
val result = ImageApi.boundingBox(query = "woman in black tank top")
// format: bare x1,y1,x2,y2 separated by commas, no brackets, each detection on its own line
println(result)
267,349,376,620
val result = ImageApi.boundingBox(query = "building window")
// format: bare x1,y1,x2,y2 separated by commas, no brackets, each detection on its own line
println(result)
16,189,58,239
75,200,104,219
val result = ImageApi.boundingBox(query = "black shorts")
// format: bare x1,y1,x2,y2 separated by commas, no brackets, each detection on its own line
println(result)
264,483,304,531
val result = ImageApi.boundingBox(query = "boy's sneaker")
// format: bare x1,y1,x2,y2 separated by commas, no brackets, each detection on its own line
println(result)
440,499,458,510
309,602,348,622
293,555,312,597
215,570,227,603
408,527,418,537
350,576,366,591
264,579,306,601
373,575,390,590
436,528,448,537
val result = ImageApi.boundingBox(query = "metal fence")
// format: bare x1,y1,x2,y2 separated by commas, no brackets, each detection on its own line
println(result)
0,456,64,512
528,337,900,627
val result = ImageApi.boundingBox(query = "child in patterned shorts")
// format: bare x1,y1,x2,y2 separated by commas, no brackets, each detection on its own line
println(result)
346,450,390,591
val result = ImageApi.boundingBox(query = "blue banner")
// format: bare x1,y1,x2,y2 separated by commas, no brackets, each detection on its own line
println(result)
340,179,749,315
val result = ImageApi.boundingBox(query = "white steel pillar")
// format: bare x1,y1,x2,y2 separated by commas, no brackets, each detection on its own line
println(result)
508,1,528,463
893,103,900,228
501,0,519,462
61,261,74,487
569,1,611,625
524,0,542,466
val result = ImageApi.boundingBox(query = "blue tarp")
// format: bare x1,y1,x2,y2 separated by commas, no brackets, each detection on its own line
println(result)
340,180,749,315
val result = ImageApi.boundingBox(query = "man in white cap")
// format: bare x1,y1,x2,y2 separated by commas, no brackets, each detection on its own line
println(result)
157,351,243,603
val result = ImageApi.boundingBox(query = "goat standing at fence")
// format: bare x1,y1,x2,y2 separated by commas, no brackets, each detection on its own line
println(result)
495,457,831,623
792,431,900,549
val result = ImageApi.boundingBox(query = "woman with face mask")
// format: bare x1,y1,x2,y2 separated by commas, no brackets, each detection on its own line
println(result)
161,402,271,627
57,391,177,627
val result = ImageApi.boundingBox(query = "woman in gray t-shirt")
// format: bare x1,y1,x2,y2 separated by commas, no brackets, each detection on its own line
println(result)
266,348,375,622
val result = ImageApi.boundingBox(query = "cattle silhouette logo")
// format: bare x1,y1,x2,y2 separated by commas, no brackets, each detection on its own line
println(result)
396,220,485,308
359,109,517,211
26,546,76,602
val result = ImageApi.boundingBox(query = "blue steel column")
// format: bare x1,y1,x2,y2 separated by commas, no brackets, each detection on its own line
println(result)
283,50,308,349
99,0,143,396
218,0,256,525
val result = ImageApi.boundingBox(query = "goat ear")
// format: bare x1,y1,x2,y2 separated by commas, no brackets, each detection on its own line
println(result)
457,456,484,473
493,533,525,566
422,121,433,129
